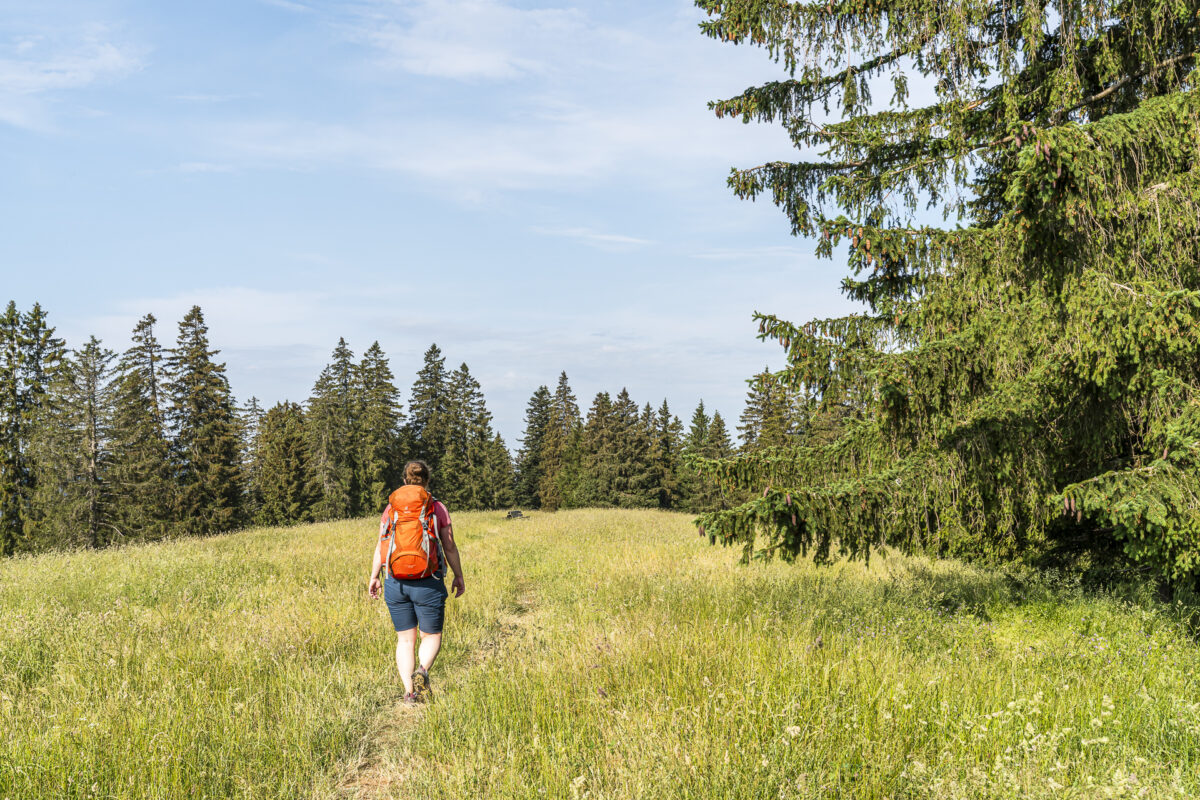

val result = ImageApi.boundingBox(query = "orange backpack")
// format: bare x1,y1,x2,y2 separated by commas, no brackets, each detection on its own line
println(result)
378,485,440,580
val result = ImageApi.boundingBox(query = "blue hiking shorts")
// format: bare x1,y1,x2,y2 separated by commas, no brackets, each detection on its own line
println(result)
383,575,448,634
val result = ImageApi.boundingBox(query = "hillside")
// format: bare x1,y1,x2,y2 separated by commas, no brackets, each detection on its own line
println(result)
1,510,1198,799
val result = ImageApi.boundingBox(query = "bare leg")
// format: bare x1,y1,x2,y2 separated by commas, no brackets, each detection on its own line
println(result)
396,628,417,693
418,631,442,672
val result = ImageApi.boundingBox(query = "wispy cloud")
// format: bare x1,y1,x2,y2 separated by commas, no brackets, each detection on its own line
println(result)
692,246,812,261
350,0,585,81
0,27,141,130
175,161,236,173
531,226,652,249
189,1,792,196
257,0,314,13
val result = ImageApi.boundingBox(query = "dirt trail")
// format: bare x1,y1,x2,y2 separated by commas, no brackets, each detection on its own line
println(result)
336,582,538,800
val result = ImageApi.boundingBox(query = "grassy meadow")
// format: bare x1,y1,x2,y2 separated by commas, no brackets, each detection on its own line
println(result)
1,509,1199,799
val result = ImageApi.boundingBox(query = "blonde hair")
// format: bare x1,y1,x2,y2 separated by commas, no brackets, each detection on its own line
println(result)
404,460,431,487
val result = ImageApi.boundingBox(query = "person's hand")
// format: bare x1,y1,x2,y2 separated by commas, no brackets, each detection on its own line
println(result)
368,577,382,600
450,574,465,598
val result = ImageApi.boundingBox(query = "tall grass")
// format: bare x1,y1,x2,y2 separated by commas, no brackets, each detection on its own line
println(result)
2,510,1198,799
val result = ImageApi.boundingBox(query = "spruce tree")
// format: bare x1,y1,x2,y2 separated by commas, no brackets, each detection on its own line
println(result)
0,302,23,554
736,368,797,453
407,344,452,475
356,342,405,511
539,372,581,511
481,432,516,510
515,385,552,508
609,391,655,508
253,401,317,526
165,306,243,536
679,401,712,511
239,396,266,522
26,337,115,549
306,338,359,520
108,315,173,542
702,412,735,512
6,303,68,552
577,391,618,506
441,363,496,509
696,0,1200,580
651,399,684,510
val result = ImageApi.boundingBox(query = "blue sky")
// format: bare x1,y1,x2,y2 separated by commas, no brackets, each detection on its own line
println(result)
1,0,857,444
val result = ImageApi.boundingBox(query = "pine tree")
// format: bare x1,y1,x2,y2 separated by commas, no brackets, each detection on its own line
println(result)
0,302,24,554
108,314,172,542
239,396,266,522
356,342,405,511
539,372,581,511
651,399,684,510
165,306,243,536
702,412,735,512
407,344,451,476
679,401,711,510
306,338,359,520
481,433,516,510
576,391,618,507
736,368,797,453
441,363,497,509
6,303,68,552
515,385,552,508
26,337,115,549
696,0,1200,581
615,397,656,509
253,402,317,527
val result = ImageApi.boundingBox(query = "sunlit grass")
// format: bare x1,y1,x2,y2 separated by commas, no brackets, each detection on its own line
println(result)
2,509,1199,799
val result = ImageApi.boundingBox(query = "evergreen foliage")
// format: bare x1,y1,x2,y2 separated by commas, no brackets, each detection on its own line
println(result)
538,372,582,511
0,303,25,554
737,368,798,452
515,385,552,508
355,342,406,512
165,306,243,536
306,338,359,520
441,363,512,509
252,402,317,526
25,338,115,549
694,0,1200,583
481,432,516,510
239,396,266,522
108,315,172,542
651,399,685,510
0,300,725,551
406,344,452,476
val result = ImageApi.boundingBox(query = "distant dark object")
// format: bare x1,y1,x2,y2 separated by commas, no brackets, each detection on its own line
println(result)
506,510,525,520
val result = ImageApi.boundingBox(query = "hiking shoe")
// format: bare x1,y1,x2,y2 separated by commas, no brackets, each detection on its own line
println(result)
401,692,418,706
411,667,432,703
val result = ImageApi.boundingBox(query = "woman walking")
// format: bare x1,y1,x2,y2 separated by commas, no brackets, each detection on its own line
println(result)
368,460,465,704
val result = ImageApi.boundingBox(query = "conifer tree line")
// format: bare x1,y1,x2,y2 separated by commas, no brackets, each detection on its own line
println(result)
513,371,741,513
0,301,780,556
693,0,1200,588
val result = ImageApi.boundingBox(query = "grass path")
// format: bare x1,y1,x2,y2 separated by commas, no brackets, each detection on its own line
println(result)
3,509,1200,799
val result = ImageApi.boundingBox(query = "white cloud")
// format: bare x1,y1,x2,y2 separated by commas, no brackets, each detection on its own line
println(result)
190,1,793,194
352,0,585,81
530,226,652,249
257,0,314,12
175,161,236,173
0,33,138,94
692,246,813,261
0,27,140,130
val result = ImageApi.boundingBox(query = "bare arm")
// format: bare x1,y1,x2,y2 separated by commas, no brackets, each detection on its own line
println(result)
368,512,385,599
441,526,465,597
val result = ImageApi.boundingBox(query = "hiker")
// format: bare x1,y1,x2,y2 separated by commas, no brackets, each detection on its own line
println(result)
368,460,465,704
